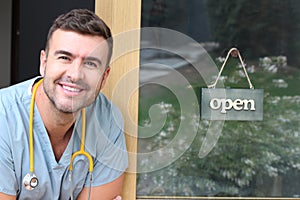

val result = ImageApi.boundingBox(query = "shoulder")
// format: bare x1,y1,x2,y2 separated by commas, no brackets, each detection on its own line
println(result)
84,93,124,143
0,78,37,112
89,93,123,126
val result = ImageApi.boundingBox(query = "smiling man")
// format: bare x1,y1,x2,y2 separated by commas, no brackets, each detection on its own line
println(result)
0,9,128,200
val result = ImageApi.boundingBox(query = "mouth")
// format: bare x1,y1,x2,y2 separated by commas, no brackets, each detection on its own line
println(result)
58,82,85,96
61,85,81,92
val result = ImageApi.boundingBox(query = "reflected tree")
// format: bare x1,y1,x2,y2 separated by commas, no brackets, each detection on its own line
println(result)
205,0,300,67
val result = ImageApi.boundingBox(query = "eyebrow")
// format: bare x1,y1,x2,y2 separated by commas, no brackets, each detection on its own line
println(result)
54,50,103,67
54,50,73,57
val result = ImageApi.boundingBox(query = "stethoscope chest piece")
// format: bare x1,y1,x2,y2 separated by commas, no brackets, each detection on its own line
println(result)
23,173,39,190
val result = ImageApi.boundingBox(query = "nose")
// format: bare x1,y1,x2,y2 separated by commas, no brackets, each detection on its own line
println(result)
66,59,84,82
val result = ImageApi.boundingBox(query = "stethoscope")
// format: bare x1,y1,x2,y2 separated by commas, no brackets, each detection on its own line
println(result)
23,78,93,199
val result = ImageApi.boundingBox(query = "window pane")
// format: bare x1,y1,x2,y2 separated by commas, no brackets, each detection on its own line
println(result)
137,0,300,198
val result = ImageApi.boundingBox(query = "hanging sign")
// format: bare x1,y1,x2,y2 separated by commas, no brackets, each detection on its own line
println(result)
201,48,264,121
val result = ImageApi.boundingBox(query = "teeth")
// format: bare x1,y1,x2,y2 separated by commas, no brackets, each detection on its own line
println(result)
62,85,80,92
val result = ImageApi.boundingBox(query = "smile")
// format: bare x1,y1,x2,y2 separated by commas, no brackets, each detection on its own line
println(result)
62,85,81,92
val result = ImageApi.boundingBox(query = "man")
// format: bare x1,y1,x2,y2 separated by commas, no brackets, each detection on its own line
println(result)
0,9,128,199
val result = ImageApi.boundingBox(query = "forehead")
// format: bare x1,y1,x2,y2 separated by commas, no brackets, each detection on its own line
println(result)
48,29,109,59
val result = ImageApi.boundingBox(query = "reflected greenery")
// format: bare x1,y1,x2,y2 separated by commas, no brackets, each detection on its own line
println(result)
138,0,300,198
137,55,300,197
206,0,300,66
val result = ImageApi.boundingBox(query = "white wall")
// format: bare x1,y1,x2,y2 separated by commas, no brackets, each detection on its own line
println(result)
0,0,12,88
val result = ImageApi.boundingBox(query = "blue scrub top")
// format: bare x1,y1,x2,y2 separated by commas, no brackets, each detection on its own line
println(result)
0,77,128,199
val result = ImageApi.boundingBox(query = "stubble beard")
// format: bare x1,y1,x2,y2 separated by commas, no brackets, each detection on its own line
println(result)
42,77,85,114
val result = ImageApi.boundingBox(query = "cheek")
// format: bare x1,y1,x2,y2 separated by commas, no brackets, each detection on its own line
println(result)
44,67,59,81
44,62,68,79
85,71,104,90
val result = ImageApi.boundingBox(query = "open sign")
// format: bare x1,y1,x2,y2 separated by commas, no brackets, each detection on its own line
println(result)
201,88,264,121
209,98,256,113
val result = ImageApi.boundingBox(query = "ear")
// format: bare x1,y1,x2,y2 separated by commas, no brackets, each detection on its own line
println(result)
100,67,111,90
39,50,47,76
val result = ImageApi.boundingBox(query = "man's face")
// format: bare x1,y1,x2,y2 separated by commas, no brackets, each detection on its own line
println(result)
39,29,110,113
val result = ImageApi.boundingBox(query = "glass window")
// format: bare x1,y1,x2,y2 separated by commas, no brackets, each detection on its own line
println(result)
137,0,300,198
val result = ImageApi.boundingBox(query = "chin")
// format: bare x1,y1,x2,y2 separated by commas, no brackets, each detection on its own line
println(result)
54,103,81,114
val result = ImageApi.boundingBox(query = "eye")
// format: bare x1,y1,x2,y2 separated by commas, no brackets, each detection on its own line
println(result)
58,56,71,61
84,61,98,68
56,55,72,64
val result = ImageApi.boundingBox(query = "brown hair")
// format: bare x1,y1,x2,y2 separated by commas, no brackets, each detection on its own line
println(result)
45,9,113,67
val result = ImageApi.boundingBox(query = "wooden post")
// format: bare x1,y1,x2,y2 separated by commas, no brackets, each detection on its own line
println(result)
95,0,141,199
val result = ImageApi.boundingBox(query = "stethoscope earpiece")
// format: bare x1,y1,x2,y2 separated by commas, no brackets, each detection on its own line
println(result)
23,173,39,190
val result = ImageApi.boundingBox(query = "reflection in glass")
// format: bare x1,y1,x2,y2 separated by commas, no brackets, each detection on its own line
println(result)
137,0,300,198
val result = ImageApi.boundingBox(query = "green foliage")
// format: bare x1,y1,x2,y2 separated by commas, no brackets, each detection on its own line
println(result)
205,0,300,67
137,1,300,196
137,56,300,197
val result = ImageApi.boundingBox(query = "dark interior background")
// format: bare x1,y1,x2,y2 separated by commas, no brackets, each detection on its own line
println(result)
11,0,95,84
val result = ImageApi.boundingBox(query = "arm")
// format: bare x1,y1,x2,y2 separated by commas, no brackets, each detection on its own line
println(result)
0,113,18,199
77,173,125,200
0,193,16,200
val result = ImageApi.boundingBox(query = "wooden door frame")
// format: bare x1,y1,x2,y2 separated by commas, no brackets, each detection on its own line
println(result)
95,0,141,199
